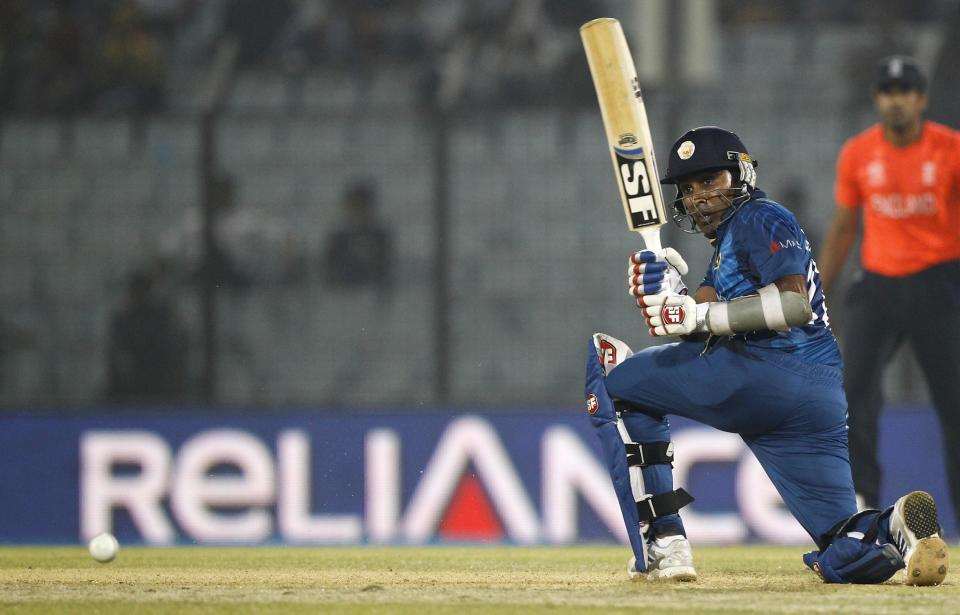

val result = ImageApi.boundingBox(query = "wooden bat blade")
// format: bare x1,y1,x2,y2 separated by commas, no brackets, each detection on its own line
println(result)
581,18,666,251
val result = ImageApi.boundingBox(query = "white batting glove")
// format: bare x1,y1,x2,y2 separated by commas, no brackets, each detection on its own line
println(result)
639,293,708,337
627,248,690,306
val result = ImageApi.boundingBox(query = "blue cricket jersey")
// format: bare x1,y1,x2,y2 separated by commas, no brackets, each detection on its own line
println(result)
701,190,841,367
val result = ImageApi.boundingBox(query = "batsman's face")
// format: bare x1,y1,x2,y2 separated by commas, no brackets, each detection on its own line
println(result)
677,169,737,236
874,87,927,132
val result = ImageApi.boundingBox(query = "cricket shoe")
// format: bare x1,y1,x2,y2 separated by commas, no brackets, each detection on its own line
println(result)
889,491,949,586
627,535,698,581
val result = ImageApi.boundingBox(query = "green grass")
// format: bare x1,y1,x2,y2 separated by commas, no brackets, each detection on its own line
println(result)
0,545,954,613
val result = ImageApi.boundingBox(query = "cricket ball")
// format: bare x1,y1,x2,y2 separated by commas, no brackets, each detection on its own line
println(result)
88,532,119,563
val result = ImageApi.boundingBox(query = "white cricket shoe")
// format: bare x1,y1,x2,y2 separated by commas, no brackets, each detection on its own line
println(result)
627,535,697,581
889,491,949,586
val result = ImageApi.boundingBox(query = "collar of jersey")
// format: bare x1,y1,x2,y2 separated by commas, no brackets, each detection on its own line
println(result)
712,189,766,242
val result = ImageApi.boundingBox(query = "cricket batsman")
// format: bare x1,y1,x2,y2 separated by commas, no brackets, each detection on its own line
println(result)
585,126,950,584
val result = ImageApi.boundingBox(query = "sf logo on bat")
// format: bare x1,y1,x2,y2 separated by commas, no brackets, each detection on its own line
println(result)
614,147,662,229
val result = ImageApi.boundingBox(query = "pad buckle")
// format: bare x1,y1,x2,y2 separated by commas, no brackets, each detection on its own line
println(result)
624,442,674,467
636,488,695,523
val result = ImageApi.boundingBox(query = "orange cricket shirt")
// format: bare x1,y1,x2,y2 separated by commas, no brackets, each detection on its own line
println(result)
834,121,960,277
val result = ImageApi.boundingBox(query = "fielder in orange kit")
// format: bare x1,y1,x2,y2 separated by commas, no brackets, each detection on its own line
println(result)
818,56,960,535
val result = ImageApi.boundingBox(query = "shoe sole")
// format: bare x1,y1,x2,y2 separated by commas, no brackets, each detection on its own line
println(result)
905,536,949,586
647,566,698,582
627,563,698,582
901,491,949,586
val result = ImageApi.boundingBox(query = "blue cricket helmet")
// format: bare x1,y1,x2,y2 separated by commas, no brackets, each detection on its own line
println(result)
662,127,759,234
661,126,757,187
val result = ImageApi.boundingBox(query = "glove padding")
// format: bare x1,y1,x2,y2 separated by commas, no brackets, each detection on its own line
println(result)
639,293,706,337
628,248,689,304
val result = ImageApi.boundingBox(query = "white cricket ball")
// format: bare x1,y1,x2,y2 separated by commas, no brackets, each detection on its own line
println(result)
88,532,119,563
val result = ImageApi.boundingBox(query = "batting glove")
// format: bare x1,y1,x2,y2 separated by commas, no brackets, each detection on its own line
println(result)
639,293,709,337
628,248,689,305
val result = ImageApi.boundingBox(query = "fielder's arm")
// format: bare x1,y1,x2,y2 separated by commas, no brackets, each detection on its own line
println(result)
816,207,860,293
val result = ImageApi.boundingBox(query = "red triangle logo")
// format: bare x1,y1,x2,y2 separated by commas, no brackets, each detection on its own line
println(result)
437,473,505,541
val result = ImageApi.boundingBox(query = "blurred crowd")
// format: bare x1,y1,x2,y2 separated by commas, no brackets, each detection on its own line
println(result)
0,0,952,116
220,0,605,109
0,0,195,115
0,0,605,114
719,0,945,24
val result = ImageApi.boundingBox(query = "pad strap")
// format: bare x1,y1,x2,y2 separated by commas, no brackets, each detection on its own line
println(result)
636,488,695,523
624,442,674,467
819,508,882,551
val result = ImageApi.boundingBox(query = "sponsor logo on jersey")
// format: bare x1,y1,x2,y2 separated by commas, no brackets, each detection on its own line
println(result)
922,161,936,186
769,239,804,254
586,394,599,415
869,192,937,218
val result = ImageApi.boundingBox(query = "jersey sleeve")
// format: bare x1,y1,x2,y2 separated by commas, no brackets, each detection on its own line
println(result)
834,139,861,209
741,207,809,286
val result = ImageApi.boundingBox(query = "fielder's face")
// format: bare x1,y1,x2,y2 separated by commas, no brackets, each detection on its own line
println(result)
874,87,927,133
677,169,737,237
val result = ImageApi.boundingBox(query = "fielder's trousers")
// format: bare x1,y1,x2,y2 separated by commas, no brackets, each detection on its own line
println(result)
842,260,960,533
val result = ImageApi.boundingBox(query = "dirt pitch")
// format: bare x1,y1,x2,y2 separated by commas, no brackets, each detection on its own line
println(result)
0,545,954,613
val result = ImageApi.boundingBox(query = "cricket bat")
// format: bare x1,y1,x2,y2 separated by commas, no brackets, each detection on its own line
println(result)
581,17,667,252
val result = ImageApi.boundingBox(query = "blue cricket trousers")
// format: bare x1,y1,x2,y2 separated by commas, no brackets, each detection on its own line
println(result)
604,338,857,548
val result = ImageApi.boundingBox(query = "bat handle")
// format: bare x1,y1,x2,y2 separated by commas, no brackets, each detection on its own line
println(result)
639,228,662,252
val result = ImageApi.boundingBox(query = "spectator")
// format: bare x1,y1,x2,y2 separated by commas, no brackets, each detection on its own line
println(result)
134,0,197,42
223,0,294,66
0,0,93,114
277,0,427,74
94,0,167,115
105,267,189,404
428,0,599,110
29,2,90,114
322,180,393,293
160,173,302,289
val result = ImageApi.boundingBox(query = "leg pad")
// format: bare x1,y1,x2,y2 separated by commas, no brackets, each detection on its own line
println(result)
805,509,904,584
804,538,904,584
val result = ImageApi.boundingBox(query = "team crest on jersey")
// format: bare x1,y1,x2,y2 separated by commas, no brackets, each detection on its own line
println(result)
922,161,936,186
677,140,695,160
586,393,599,415
661,304,685,325
867,160,885,186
